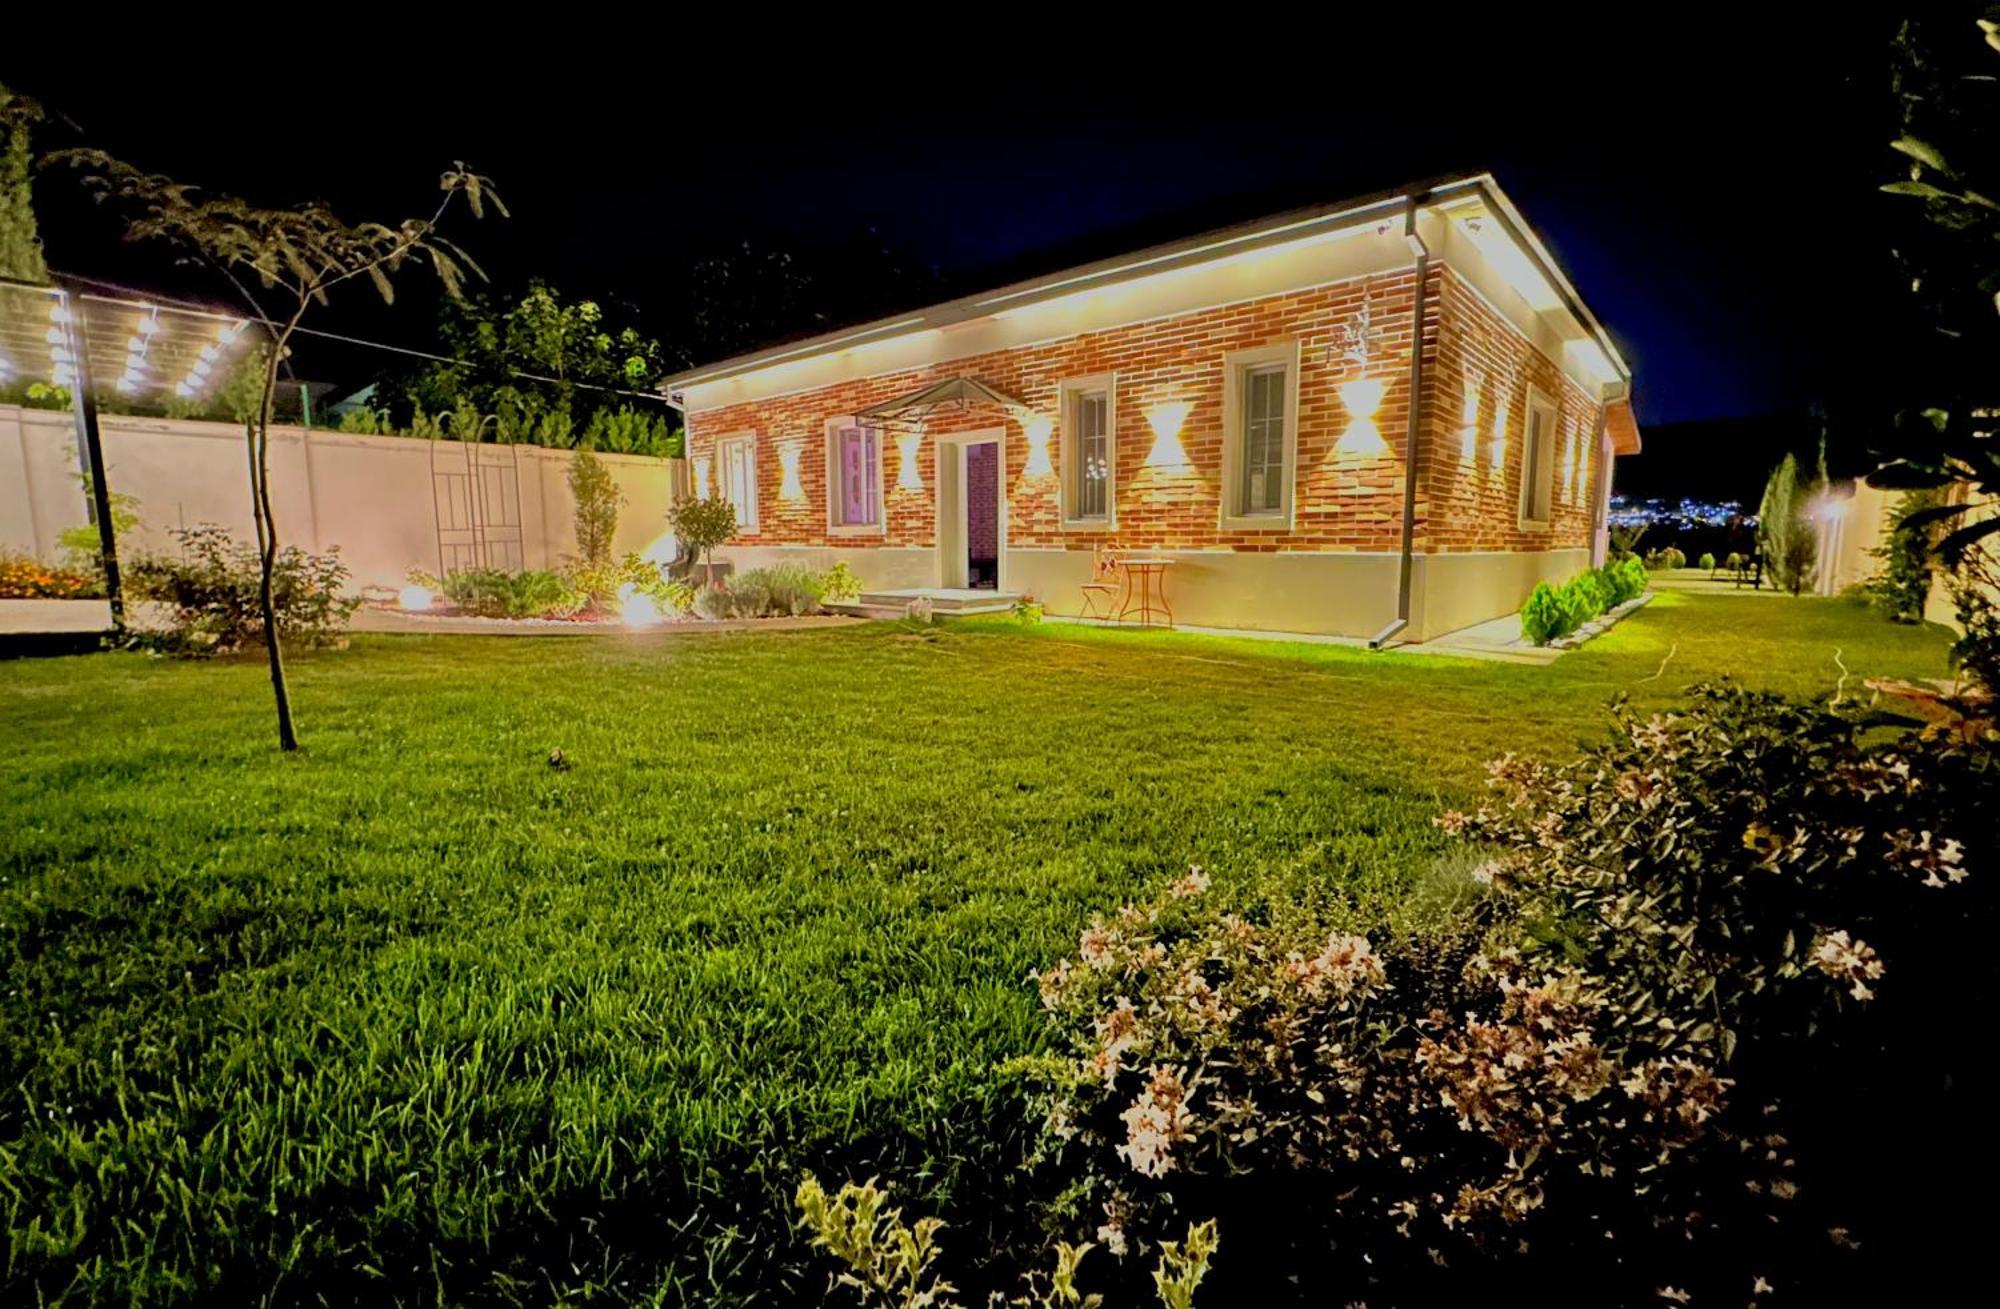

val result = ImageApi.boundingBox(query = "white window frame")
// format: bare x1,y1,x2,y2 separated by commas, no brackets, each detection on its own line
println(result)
715,430,759,535
823,416,887,537
1218,340,1302,530
1518,387,1559,529
1058,373,1117,530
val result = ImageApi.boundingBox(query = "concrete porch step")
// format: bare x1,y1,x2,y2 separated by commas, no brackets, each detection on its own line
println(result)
834,588,1022,618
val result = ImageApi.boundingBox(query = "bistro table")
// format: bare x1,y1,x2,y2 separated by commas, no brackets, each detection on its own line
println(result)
1113,556,1175,628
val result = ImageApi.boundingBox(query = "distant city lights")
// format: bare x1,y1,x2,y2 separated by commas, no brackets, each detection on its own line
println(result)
1608,495,1754,530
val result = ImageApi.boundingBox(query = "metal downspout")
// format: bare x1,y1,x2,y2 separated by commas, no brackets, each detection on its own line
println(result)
1369,198,1431,649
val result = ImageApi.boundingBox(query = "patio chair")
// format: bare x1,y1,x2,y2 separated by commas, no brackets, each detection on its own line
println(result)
1079,543,1120,619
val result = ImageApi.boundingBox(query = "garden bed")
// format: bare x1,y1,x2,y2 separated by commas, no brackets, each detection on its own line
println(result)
352,604,856,636
1545,588,1655,649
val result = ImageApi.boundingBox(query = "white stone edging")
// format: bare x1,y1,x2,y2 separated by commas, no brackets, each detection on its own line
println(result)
1547,590,1656,650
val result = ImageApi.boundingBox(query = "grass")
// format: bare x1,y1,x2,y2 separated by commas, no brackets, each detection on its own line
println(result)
0,589,1953,1305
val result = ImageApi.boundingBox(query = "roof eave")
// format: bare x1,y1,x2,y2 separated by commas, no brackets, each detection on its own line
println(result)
663,173,1494,393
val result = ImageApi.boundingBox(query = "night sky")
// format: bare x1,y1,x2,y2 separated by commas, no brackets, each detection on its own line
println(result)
4,8,1943,497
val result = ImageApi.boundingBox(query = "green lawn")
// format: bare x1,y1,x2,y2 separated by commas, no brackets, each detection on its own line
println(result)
0,590,1953,1305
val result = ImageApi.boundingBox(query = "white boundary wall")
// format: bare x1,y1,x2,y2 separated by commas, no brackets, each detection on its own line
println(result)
1,404,683,590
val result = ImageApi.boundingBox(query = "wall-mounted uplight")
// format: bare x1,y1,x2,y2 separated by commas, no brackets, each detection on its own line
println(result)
1023,416,1055,477
1142,401,1193,471
1335,377,1388,457
1488,396,1510,471
1564,426,1581,502
896,433,924,490
778,442,805,500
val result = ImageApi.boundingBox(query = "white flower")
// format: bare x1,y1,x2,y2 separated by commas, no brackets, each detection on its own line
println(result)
1810,930,1885,1001
1116,1065,1195,1178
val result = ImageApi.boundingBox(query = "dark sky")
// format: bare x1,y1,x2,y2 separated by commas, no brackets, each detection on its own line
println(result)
4,6,1939,470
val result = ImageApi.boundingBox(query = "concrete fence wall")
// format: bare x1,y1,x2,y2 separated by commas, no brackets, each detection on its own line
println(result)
1,404,685,590
1816,479,1997,633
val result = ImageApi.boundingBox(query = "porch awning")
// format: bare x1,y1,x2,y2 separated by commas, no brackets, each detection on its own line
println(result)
855,376,1033,428
1605,398,1643,456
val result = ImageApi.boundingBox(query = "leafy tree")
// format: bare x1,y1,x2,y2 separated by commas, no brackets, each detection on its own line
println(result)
1869,13,2000,562
1758,452,1819,595
394,280,676,450
54,149,499,750
0,83,48,282
677,230,942,364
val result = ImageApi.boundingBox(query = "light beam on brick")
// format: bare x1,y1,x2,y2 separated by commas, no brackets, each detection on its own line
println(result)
1336,377,1388,457
1143,401,1193,471
1023,416,1054,477
896,434,923,490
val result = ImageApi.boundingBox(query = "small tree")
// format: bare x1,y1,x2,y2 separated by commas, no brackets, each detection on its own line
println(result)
55,150,500,750
0,83,48,282
567,447,621,567
1758,453,1819,595
668,495,737,586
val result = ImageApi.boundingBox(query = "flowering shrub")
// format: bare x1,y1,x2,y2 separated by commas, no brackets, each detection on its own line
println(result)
126,525,358,654
1021,686,1994,1302
0,551,97,599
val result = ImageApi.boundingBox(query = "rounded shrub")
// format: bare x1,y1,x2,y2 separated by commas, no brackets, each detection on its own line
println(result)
1521,581,1572,645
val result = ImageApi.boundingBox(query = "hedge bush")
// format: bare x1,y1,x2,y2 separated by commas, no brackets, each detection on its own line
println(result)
1520,558,1647,646
695,563,839,619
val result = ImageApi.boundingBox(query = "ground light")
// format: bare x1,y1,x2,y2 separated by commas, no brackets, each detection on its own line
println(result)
618,582,664,627
398,584,435,611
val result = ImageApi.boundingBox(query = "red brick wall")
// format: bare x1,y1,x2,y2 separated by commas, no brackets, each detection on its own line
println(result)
686,262,1604,557
1422,269,1605,552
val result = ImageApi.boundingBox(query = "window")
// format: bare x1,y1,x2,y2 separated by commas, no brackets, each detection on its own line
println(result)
825,418,884,534
1059,374,1116,528
1219,341,1302,528
1241,367,1287,514
716,432,758,532
1519,389,1557,527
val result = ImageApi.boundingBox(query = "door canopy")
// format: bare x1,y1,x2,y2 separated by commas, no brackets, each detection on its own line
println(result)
854,376,1033,429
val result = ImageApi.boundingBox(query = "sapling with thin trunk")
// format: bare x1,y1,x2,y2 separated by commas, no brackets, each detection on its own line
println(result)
54,150,501,750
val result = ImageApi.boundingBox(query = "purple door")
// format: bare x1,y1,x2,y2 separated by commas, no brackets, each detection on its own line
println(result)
965,441,999,589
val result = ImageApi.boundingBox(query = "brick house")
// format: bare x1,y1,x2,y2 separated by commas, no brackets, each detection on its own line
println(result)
665,175,1639,642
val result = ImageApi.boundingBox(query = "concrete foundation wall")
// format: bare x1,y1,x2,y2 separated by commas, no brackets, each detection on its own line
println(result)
0,404,681,590
713,541,1584,641
1410,548,1591,642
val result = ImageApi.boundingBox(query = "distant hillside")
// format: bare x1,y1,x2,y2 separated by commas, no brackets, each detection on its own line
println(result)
1616,415,1886,506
